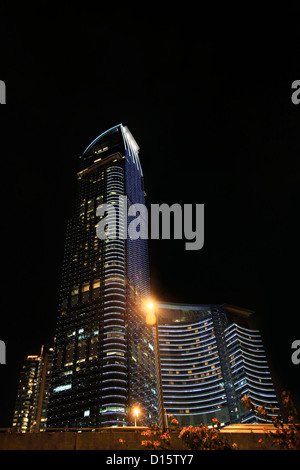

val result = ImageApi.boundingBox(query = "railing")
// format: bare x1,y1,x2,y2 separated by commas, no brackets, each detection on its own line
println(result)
0,423,284,434
0,426,149,433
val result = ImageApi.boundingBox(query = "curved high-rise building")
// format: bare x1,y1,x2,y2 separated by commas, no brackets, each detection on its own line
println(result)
157,302,279,426
157,303,233,426
47,125,158,428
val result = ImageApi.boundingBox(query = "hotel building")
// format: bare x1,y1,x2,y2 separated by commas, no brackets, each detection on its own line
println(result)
156,302,279,426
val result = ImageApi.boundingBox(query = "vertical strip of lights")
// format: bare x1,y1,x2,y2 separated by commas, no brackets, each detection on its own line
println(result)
122,125,158,426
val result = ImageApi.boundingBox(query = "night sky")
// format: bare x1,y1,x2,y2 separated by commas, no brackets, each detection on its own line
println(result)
0,5,299,428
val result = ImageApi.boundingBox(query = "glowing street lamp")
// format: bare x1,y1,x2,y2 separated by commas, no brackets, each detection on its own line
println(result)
145,301,156,326
133,406,140,427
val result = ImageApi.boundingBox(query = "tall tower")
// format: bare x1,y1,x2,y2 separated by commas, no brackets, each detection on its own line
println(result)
47,125,158,428
12,347,53,432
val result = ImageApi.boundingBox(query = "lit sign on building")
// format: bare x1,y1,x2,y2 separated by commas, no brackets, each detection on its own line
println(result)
0,340,6,364
0,80,6,104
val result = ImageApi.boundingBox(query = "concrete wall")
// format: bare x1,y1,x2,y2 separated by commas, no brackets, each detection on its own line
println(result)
0,425,277,450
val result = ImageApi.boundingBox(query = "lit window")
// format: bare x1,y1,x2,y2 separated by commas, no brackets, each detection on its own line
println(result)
53,384,72,393
71,287,79,296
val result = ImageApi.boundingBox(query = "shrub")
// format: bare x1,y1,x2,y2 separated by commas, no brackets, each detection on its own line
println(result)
241,391,300,450
140,415,237,450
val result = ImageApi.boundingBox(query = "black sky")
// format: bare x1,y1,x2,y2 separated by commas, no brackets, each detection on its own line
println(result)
0,5,299,427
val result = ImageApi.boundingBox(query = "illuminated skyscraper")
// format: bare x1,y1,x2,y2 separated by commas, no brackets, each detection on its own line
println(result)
47,125,158,428
12,347,53,432
156,302,279,426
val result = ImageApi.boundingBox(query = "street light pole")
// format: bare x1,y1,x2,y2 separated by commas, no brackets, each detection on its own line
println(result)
133,407,140,427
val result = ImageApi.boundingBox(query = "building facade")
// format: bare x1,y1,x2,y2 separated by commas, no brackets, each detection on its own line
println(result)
12,347,53,432
225,323,279,423
156,302,279,427
47,125,158,428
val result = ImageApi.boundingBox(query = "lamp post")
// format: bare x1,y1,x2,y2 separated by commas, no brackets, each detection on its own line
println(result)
133,406,140,427
146,301,166,431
